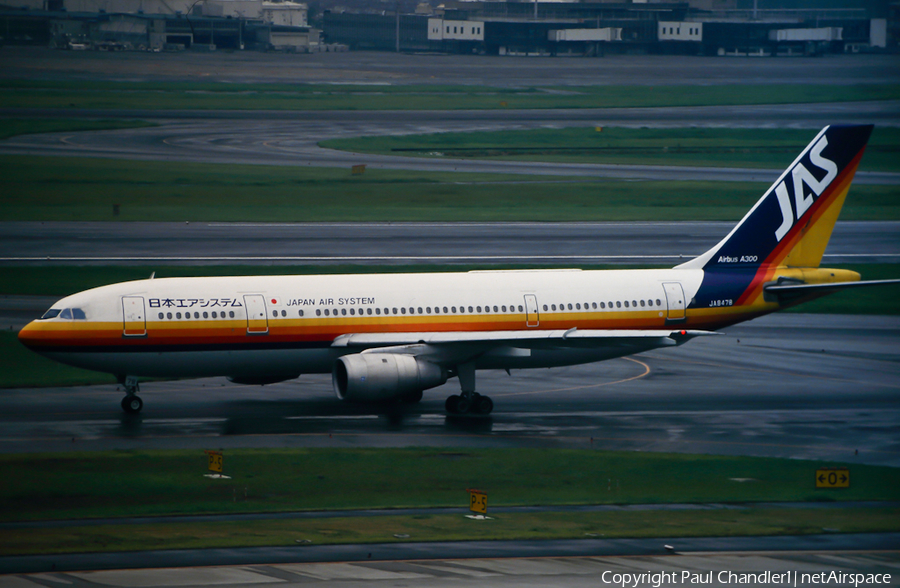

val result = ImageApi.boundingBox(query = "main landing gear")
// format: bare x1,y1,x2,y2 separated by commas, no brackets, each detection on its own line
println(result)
445,363,493,416
119,375,143,414
445,392,493,416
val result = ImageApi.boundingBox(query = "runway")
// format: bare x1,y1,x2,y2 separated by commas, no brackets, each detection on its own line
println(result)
1,220,898,266
3,314,898,466
3,539,899,580
2,52,899,576
2,103,899,183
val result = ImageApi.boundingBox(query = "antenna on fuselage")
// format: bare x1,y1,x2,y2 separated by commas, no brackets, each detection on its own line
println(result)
150,272,156,280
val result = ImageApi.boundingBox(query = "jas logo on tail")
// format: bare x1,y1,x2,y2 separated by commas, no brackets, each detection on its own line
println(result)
773,136,838,242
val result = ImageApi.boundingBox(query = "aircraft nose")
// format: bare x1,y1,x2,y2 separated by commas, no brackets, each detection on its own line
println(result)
17,320,43,350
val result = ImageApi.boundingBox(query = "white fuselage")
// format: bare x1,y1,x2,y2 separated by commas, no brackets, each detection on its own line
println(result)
21,268,711,380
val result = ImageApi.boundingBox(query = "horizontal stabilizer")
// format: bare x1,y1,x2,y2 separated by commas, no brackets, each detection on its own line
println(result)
764,278,900,304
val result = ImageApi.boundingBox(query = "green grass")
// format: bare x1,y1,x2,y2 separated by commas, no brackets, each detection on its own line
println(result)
3,506,897,556
2,80,898,111
322,126,900,173
2,154,897,222
1,449,895,524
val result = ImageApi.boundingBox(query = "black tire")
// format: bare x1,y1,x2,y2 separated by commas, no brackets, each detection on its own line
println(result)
475,395,493,415
445,394,461,414
121,395,143,414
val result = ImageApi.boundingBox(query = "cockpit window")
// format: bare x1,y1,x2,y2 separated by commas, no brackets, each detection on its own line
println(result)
41,308,87,320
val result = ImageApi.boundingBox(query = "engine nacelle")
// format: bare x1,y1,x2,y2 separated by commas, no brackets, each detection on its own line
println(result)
333,353,447,402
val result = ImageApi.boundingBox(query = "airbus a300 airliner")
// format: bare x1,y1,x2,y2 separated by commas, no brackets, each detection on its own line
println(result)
18,125,897,415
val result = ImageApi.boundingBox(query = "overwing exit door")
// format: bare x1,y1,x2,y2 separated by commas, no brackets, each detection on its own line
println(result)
244,294,269,335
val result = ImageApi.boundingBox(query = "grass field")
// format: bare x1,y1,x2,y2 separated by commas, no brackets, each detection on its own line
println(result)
322,126,900,173
2,448,895,521
2,154,897,222
2,81,898,111
4,506,898,556
1,448,896,555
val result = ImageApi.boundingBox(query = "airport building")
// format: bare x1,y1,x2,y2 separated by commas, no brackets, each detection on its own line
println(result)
0,0,320,51
0,0,893,55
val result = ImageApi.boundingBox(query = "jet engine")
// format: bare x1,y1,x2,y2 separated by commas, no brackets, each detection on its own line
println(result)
333,353,447,402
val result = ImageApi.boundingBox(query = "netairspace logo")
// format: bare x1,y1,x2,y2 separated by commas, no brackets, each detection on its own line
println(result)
599,570,891,588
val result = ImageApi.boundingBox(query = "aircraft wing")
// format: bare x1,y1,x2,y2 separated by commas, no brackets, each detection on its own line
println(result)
332,328,718,351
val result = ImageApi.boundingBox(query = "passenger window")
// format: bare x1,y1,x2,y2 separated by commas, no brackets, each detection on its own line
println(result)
375,308,381,315
576,303,581,310
592,302,597,309
339,309,345,316
230,311,234,318
657,299,663,306
367,308,372,315
349,309,355,315
632,300,637,307
158,312,164,319
543,305,548,311
177,312,183,319
640,300,645,307
551,304,557,311
468,306,474,313
624,301,629,308
443,307,449,313
401,308,406,314
299,310,304,317
168,312,173,319
518,305,523,312
477,306,482,313
324,309,330,316
316,309,321,316
616,302,621,308
600,302,605,309
493,306,498,312
567,303,573,310
418,307,423,314
426,307,432,314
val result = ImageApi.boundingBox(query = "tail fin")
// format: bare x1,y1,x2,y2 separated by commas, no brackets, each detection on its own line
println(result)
677,125,873,271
